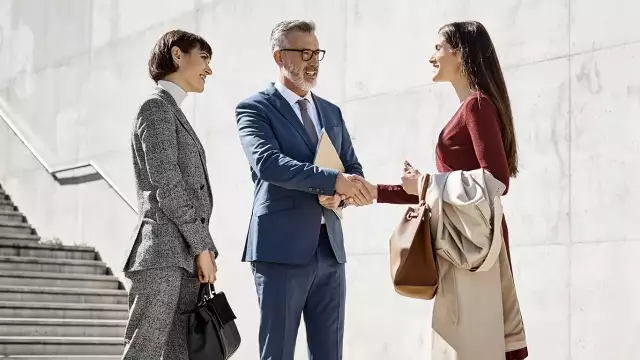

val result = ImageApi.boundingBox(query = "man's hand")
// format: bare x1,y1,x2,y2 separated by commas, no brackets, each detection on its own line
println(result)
319,194,342,209
335,173,373,206
401,160,422,195
196,250,217,284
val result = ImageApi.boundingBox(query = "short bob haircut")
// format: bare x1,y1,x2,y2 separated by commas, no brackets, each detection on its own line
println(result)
148,29,212,83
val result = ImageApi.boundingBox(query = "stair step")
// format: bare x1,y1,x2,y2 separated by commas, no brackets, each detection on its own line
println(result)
0,200,16,212
0,234,41,246
0,301,128,320
0,210,25,223
0,271,121,290
0,256,107,275
0,222,35,236
0,242,96,261
0,285,128,305
0,337,123,356
0,318,127,338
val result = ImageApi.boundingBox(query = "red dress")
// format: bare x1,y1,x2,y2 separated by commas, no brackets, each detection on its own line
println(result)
376,92,528,360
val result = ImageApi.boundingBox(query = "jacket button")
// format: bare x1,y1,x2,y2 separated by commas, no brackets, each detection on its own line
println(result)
309,187,314,191
200,184,205,190
200,218,206,224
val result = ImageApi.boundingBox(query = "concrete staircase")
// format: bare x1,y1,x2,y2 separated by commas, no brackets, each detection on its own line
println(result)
0,183,127,359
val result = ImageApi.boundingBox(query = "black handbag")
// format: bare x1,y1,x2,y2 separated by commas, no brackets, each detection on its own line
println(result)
187,283,241,360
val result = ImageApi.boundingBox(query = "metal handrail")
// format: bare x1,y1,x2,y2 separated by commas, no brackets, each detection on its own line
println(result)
0,104,138,214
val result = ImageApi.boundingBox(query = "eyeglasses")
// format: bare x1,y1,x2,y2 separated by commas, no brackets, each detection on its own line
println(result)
279,49,326,61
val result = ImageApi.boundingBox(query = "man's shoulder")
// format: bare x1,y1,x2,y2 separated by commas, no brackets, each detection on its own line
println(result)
236,89,273,117
238,91,268,104
239,84,275,104
312,92,340,112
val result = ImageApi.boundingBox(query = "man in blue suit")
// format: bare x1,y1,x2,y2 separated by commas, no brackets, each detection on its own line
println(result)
235,20,372,360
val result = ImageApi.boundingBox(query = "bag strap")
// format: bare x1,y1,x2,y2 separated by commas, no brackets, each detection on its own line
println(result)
418,173,431,204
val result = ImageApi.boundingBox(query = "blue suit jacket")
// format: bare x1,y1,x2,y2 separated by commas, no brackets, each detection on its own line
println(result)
235,84,364,265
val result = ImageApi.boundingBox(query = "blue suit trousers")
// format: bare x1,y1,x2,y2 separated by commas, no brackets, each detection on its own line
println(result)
252,226,346,360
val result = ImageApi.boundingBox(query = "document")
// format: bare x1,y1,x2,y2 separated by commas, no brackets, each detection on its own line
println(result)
313,129,344,219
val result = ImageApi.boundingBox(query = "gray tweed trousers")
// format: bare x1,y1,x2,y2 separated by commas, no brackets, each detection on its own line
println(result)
122,267,198,360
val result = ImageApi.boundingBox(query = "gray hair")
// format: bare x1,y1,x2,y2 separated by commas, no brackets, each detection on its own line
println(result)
270,20,316,51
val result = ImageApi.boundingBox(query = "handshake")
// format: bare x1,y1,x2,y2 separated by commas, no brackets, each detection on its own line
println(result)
318,161,423,210
318,173,377,210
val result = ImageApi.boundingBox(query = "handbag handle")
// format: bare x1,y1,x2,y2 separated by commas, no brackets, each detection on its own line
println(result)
197,283,217,305
418,173,431,204
405,174,431,221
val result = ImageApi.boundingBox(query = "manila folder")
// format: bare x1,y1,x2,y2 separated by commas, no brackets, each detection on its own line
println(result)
313,129,344,219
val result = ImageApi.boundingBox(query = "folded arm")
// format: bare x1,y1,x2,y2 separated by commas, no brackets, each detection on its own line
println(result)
236,101,339,196
137,99,216,258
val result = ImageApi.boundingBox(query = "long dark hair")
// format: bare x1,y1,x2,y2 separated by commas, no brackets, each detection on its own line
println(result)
439,21,519,177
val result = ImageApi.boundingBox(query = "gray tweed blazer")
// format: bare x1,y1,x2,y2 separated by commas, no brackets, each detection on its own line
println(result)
122,87,217,274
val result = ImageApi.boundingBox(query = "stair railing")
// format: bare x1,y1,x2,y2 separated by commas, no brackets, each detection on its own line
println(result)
0,104,138,214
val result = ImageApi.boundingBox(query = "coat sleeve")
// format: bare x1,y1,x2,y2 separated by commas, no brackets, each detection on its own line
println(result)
429,171,501,272
236,100,339,196
336,107,364,178
376,184,419,204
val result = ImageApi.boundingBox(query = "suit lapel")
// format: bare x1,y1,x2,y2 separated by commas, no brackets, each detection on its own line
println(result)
154,89,212,189
265,85,316,153
311,93,326,129
311,93,342,151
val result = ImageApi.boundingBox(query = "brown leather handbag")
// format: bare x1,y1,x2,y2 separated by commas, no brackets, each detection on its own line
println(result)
389,174,438,300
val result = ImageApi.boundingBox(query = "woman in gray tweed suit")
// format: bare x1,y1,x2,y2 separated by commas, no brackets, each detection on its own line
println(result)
121,29,218,359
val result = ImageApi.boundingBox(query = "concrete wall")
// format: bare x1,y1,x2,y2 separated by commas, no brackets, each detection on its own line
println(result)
1,0,638,359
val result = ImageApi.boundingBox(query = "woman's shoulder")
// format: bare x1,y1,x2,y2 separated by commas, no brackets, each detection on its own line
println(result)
134,95,177,132
462,91,497,112
138,94,174,117
460,91,499,126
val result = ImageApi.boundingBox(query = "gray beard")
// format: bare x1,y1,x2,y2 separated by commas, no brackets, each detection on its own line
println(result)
284,63,316,92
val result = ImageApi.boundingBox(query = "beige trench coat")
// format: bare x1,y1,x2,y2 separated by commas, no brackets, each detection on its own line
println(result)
421,169,527,360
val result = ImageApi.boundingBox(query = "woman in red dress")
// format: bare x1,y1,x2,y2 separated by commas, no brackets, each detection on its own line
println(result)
352,21,528,359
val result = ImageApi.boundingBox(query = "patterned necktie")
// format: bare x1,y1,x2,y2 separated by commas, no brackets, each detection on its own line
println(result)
296,98,318,147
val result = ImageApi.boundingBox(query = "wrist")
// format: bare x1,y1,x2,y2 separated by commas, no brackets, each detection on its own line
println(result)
332,172,344,195
321,169,340,195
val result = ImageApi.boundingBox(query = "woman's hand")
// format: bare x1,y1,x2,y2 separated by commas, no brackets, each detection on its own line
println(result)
196,250,217,284
401,160,422,195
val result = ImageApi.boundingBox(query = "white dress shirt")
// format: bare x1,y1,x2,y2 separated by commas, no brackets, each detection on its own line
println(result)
274,81,322,138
